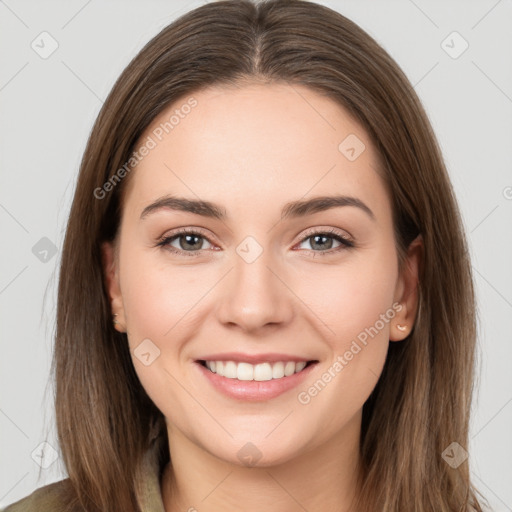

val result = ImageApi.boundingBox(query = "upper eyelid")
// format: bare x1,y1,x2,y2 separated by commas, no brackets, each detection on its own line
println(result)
300,226,352,240
160,227,218,248
162,226,217,240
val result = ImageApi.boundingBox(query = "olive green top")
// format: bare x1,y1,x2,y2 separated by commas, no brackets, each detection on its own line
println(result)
1,436,166,512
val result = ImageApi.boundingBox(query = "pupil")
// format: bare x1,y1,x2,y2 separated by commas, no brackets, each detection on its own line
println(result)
182,234,202,250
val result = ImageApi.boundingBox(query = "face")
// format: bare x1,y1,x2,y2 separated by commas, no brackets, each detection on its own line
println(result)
103,82,419,467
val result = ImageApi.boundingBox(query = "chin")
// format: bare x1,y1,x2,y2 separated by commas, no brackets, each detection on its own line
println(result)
200,430,312,469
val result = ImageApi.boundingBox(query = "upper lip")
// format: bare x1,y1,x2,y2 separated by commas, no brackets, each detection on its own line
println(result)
196,352,316,364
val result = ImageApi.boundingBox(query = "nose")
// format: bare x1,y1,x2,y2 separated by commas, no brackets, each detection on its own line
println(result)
215,246,294,334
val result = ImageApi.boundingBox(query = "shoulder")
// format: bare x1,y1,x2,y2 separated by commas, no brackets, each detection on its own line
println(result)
1,478,82,512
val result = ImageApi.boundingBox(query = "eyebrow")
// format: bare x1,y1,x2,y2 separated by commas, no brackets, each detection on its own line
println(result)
140,194,375,222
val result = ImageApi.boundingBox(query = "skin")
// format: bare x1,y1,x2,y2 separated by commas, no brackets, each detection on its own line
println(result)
102,82,422,512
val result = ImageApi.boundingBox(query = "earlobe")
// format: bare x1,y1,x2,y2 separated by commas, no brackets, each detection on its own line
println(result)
101,241,127,333
390,234,423,342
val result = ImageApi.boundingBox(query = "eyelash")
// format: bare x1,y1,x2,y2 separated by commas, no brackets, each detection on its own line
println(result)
156,227,355,258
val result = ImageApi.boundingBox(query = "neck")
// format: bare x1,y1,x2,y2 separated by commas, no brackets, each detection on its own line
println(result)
161,412,362,512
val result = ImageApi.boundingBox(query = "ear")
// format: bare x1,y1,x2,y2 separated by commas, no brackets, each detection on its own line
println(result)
101,241,126,333
390,234,423,342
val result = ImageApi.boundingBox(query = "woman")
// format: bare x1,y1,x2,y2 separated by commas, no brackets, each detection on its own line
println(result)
3,0,488,510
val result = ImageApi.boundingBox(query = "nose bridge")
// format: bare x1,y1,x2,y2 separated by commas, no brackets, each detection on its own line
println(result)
215,236,293,331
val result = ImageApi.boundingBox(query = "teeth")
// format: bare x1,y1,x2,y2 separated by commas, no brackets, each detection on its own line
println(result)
204,360,308,381
284,361,296,376
224,361,237,379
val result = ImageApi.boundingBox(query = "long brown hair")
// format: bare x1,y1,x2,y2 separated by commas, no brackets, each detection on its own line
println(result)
53,0,486,510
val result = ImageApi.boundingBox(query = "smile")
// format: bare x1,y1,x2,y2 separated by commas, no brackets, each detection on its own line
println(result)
195,358,318,401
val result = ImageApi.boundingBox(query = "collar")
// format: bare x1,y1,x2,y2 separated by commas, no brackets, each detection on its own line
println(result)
136,433,167,512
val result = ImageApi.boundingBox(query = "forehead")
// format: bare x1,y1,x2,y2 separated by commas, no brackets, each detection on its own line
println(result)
122,82,391,223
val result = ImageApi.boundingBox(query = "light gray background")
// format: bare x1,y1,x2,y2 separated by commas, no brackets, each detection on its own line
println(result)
1,0,511,510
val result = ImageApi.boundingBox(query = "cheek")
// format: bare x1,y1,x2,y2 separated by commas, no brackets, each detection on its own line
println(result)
118,249,205,421
295,246,397,402
120,248,209,344
295,246,398,345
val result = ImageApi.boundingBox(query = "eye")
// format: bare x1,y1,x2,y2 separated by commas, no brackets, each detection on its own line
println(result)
157,227,216,257
295,227,354,256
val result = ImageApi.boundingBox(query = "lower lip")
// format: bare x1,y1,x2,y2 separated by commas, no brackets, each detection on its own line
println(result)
195,361,317,401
